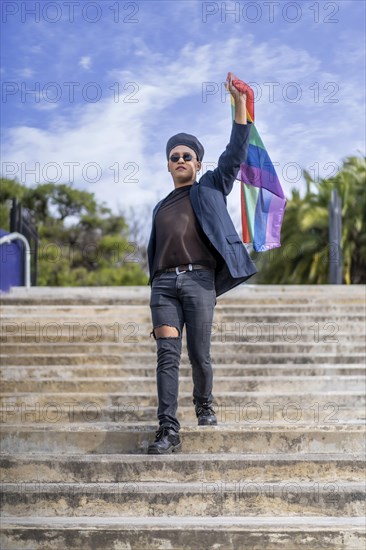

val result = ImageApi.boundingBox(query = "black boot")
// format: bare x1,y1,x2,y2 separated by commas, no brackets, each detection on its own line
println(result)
195,402,217,426
147,425,182,454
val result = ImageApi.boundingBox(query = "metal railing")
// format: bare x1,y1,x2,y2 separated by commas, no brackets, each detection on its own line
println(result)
0,232,31,288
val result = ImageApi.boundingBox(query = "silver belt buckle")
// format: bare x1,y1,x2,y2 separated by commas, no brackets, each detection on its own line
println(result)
175,263,193,275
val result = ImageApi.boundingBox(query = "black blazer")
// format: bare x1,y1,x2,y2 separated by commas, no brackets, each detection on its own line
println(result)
147,121,257,297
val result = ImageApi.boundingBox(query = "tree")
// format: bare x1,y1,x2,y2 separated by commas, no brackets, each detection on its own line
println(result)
0,178,149,286
253,155,366,284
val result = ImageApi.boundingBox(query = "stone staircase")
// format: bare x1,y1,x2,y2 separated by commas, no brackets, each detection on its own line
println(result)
0,284,365,549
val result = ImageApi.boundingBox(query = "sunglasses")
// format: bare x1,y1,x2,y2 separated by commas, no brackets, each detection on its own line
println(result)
169,153,197,163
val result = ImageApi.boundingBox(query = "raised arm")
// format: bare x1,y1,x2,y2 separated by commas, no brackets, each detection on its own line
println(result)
211,73,252,196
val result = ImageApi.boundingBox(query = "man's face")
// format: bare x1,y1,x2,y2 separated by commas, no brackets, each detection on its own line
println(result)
167,145,202,185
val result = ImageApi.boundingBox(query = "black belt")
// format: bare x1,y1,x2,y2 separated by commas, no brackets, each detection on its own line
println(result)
156,263,211,276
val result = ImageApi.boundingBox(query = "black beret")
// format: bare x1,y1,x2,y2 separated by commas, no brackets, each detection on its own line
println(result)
166,132,205,161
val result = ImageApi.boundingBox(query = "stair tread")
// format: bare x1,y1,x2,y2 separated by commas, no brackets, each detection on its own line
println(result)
3,375,365,380
3,481,365,491
2,390,364,396
2,421,365,431
2,515,365,528
2,451,364,461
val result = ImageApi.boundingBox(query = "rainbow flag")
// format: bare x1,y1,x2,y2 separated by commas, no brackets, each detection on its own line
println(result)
230,78,286,252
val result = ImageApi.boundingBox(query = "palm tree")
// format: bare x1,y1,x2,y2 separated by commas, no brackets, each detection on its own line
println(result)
254,155,366,284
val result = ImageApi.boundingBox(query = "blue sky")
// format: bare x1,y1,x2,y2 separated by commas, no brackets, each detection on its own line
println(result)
1,0,365,241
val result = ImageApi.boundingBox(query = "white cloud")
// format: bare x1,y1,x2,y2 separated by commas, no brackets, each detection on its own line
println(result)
18,68,35,78
33,102,59,111
79,56,92,70
29,45,43,54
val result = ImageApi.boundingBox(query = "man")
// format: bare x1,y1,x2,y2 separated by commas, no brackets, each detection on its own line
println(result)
147,73,257,454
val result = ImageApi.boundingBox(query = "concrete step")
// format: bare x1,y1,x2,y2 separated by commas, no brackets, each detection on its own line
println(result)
2,352,365,366
1,291,364,304
1,290,364,306
1,423,364,454
2,303,364,315
2,342,365,355
2,310,357,326
2,375,364,394
1,303,364,314
2,314,365,327
5,299,358,310
2,481,365,518
2,330,366,344
1,403,364,424
1,283,364,298
1,516,365,549
3,297,363,307
2,453,364,483
2,391,364,411
3,363,365,379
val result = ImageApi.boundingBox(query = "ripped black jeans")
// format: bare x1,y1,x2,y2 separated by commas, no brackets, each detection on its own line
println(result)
149,268,217,431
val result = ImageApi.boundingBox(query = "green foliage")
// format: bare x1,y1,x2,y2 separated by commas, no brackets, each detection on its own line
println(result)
253,155,366,284
0,178,26,230
0,179,148,286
